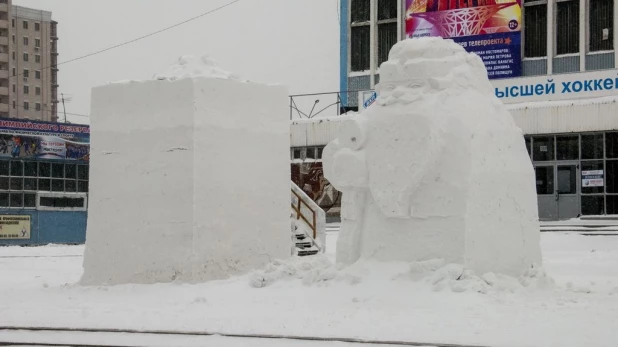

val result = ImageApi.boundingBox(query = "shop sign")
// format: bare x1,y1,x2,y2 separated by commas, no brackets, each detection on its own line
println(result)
0,215,31,239
582,170,604,187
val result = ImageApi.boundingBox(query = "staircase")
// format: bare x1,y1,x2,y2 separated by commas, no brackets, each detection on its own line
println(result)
291,182,326,257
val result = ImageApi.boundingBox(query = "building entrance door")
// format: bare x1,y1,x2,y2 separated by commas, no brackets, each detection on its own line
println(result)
556,162,580,220
535,163,580,220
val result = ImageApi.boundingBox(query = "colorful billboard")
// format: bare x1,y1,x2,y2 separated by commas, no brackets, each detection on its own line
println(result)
0,120,90,161
405,0,522,79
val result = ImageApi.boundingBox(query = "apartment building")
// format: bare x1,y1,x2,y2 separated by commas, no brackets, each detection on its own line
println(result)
0,0,58,122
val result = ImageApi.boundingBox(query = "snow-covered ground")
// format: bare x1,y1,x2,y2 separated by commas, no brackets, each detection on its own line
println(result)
1,231,618,347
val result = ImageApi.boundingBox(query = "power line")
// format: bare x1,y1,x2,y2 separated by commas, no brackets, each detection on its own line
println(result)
13,103,89,118
9,0,241,81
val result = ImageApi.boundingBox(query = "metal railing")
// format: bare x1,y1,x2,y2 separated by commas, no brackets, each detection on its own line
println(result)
291,187,317,239
289,90,372,120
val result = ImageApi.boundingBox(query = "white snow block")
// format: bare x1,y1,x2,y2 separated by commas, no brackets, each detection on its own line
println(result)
82,77,291,285
323,37,542,277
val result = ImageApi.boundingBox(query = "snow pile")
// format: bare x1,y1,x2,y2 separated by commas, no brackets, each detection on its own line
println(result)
153,55,240,81
84,61,290,285
323,37,542,277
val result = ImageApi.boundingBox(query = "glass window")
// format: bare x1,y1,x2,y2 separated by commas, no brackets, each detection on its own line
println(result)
38,162,51,177
24,193,36,208
556,135,578,160
377,0,397,20
582,196,604,216
524,4,548,57
22,21,28,30
0,177,8,190
23,178,36,191
38,178,50,191
317,147,324,159
10,193,22,208
10,161,23,176
525,137,531,156
351,0,370,23
606,132,618,158
78,181,89,193
581,161,604,194
557,165,576,194
65,180,77,192
606,195,618,215
582,133,603,159
589,0,613,52
65,164,77,179
556,0,580,55
351,26,370,72
535,166,554,195
24,162,37,177
305,148,316,159
10,177,22,191
52,179,64,192
378,22,398,67
533,136,554,161
606,160,618,193
52,163,64,178
0,161,9,176
78,165,88,180
35,22,40,31
40,196,85,209
0,192,8,207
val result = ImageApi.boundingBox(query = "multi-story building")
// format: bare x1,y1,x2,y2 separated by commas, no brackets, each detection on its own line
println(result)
0,0,58,122
291,0,618,221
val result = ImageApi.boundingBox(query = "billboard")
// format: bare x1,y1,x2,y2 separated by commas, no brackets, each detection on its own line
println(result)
405,0,522,79
0,120,89,161
0,215,31,239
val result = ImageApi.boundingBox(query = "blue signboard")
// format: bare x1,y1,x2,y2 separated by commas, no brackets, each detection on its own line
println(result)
452,32,522,80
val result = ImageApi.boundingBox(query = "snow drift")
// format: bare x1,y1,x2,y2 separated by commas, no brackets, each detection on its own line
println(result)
82,56,291,285
323,37,542,277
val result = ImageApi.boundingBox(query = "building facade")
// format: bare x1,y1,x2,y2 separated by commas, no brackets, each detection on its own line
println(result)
289,0,618,221
0,0,58,122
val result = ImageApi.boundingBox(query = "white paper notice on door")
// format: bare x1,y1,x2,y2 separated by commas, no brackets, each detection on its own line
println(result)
582,170,604,187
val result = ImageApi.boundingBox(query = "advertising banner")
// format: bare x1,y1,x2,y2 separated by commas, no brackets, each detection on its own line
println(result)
405,0,522,79
582,170,604,188
0,120,89,161
0,215,31,239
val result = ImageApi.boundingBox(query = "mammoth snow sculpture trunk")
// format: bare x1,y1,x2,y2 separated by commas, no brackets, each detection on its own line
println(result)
323,37,542,277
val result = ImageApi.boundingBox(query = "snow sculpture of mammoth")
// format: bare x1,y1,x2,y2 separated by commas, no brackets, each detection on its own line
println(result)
323,37,542,276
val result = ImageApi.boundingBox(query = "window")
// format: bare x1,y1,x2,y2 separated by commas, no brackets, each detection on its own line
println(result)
35,87,40,96
23,37,28,46
556,135,578,160
35,22,40,32
23,69,29,78
11,67,15,76
23,85,29,94
11,51,14,60
11,35,14,44
35,103,41,111
581,161,604,194
11,19,14,28
535,166,554,195
606,132,618,158
589,0,613,52
35,38,40,47
39,196,86,209
350,0,371,72
35,70,40,79
533,136,555,161
11,84,14,93
556,0,579,54
377,0,398,67
23,101,29,110
582,133,604,159
23,53,28,62
35,55,40,63
524,2,547,57
22,21,28,30
12,100,15,109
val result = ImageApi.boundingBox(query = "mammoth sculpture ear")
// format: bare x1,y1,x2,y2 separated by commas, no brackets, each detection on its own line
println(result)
428,77,452,90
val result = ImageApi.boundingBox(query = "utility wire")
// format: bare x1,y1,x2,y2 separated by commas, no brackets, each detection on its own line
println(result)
9,0,241,81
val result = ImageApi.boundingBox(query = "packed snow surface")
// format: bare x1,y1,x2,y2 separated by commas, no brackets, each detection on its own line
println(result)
323,37,541,276
84,66,290,285
1,232,618,347
154,55,239,81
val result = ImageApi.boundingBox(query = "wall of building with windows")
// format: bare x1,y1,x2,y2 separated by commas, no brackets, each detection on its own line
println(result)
0,119,89,245
341,0,618,108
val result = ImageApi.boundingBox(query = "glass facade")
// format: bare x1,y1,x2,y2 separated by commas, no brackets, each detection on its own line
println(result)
526,132,618,216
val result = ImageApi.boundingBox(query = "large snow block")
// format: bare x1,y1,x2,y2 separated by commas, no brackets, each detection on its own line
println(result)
323,37,542,277
82,77,291,285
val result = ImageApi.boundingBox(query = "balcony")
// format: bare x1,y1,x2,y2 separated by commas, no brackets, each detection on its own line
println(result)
0,87,7,96
0,53,7,62
0,20,7,29
0,4,7,12
0,70,8,79
0,103,8,113
0,36,7,46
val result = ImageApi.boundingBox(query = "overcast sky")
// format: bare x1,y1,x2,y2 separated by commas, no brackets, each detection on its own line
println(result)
14,0,340,124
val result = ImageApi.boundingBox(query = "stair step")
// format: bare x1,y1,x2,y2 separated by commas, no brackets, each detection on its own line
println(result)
297,246,319,257
295,241,313,249
295,233,307,240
